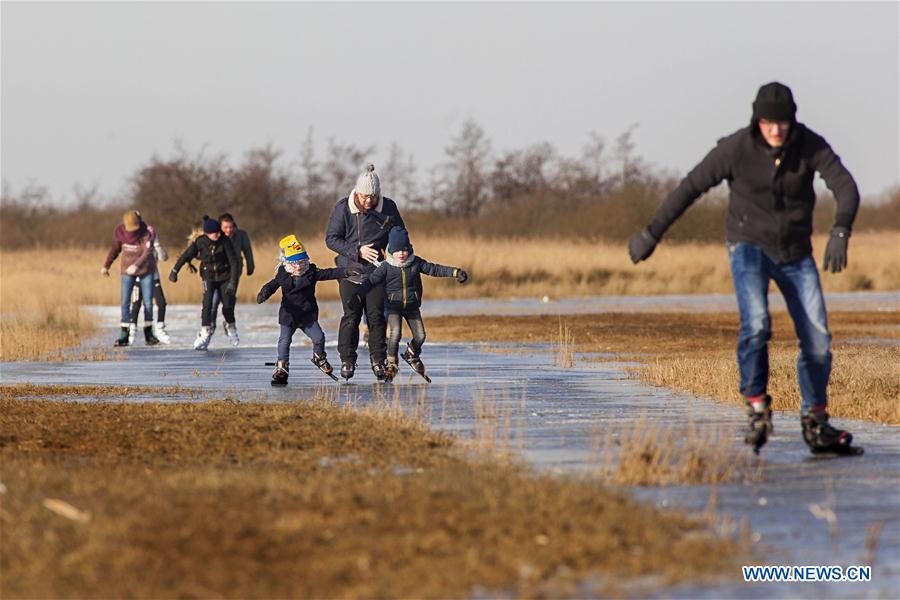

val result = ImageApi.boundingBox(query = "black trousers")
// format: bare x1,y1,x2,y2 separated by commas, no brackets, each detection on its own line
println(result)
130,278,167,323
338,278,386,364
201,280,235,327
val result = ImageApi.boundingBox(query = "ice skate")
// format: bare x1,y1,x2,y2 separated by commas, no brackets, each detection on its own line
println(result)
223,321,240,347
371,358,388,382
143,325,160,346
340,360,356,381
153,322,171,344
193,326,212,351
744,395,773,455
271,360,289,386
114,326,130,347
401,346,431,383
802,411,863,456
311,353,338,381
384,357,399,381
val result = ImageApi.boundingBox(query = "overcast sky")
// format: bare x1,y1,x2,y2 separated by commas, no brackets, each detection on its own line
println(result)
2,1,898,206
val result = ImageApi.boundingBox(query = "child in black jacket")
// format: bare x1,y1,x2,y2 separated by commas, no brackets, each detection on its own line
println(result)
350,226,468,380
257,236,350,385
169,215,239,350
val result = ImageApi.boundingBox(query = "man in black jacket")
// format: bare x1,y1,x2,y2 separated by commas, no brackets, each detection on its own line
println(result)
325,163,406,380
169,215,239,350
628,82,861,455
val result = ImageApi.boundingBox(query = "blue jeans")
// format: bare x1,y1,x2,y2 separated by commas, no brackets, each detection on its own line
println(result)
120,274,155,326
728,242,832,414
277,322,326,361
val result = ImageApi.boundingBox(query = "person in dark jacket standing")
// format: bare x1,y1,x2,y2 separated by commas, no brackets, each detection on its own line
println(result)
628,82,861,456
257,236,351,385
102,210,159,347
169,215,239,351
350,226,468,380
207,212,255,345
325,163,406,381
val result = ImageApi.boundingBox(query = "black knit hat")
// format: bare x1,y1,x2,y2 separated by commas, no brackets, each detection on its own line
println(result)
202,215,221,234
387,226,412,253
752,82,797,123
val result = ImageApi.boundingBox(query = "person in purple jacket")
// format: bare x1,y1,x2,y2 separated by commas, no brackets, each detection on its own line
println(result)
101,210,159,347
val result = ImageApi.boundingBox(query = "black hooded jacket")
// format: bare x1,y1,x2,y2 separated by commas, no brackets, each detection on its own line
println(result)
173,235,239,284
647,86,859,264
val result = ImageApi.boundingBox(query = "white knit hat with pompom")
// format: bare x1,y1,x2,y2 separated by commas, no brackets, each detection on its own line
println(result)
355,163,381,198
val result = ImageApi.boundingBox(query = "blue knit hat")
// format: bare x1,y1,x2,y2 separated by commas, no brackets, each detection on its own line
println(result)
202,215,221,234
387,226,412,253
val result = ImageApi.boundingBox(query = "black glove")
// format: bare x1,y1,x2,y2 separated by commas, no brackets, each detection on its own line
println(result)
347,294,363,312
168,269,178,283
225,282,236,297
256,291,267,304
187,262,198,275
823,227,850,274
345,267,363,278
246,267,254,276
628,227,659,264
456,269,469,284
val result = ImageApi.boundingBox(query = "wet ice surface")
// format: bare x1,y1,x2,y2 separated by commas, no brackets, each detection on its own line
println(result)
3,300,899,599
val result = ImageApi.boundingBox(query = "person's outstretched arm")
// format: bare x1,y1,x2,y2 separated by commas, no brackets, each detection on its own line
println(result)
256,275,280,304
419,259,467,283
169,240,199,281
629,135,735,263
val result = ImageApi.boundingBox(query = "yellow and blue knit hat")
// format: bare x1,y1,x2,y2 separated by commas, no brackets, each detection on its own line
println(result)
279,235,309,262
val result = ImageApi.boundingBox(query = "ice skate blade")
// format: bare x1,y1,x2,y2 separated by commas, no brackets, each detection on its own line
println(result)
809,445,864,457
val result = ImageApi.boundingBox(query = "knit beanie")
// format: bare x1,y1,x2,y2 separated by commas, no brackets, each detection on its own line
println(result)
202,215,221,234
279,234,301,252
355,163,381,198
284,240,310,262
123,210,141,232
752,82,797,123
387,226,412,253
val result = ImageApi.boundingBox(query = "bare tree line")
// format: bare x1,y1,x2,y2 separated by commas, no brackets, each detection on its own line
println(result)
2,119,898,249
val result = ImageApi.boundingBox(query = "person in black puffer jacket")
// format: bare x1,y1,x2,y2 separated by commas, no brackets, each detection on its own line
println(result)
627,82,861,456
325,163,406,381
350,226,468,380
257,236,352,385
169,215,239,350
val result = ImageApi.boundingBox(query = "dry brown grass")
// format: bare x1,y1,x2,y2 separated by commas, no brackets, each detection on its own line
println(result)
428,311,900,424
2,230,896,306
594,415,760,487
0,395,741,598
554,318,576,368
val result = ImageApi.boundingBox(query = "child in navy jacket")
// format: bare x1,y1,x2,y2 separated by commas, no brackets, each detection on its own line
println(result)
257,236,351,385
350,226,468,380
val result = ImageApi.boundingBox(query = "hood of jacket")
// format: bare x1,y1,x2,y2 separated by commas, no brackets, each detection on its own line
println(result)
385,252,416,268
115,222,148,245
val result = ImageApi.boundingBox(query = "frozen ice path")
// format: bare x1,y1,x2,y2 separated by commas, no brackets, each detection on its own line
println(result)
2,301,898,599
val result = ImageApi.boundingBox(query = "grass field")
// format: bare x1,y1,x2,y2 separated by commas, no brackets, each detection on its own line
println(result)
428,311,900,425
0,393,741,598
2,231,896,361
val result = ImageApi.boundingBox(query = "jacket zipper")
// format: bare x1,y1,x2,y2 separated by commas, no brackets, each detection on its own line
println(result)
401,268,407,309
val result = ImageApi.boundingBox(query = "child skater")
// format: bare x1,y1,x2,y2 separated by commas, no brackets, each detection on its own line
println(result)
169,215,239,350
257,235,353,385
349,226,468,381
